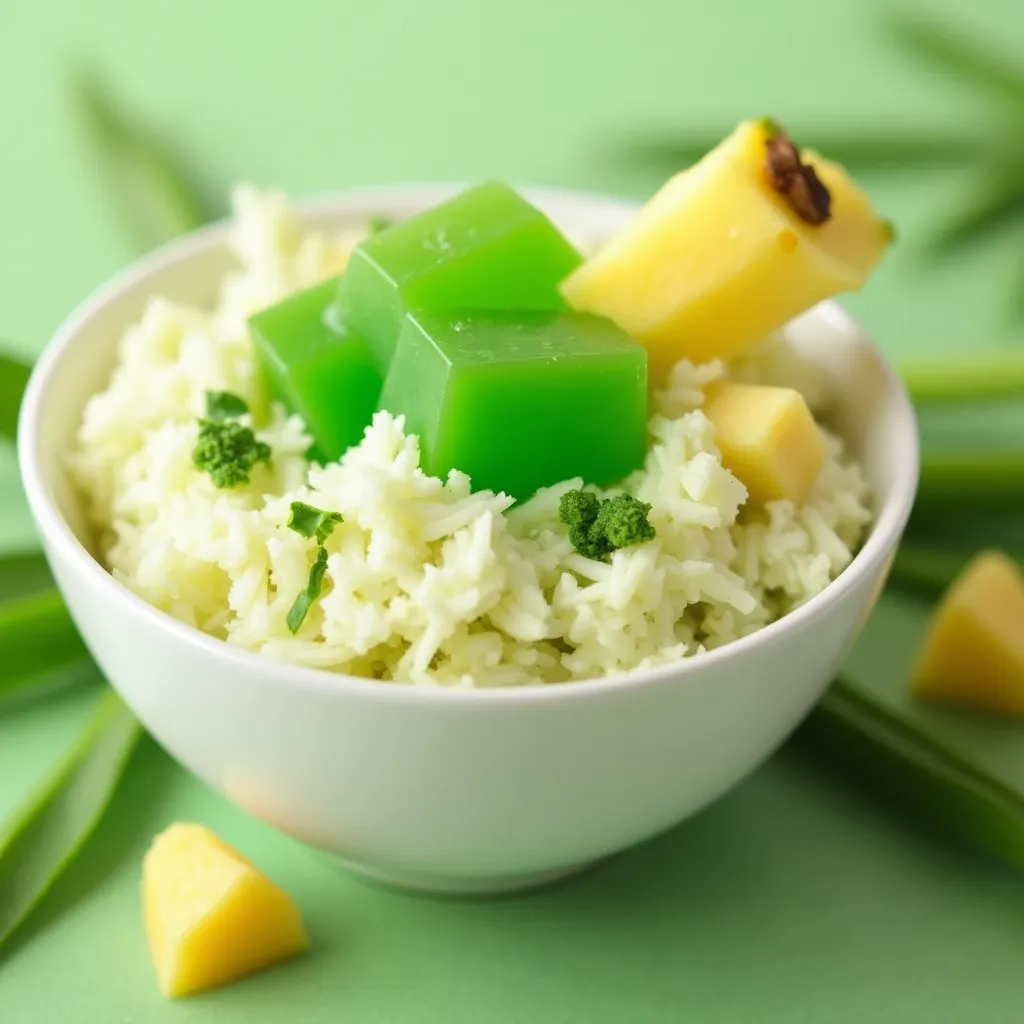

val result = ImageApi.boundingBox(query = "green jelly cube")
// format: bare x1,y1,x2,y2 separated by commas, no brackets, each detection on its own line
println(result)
337,181,583,371
249,276,381,463
378,310,648,500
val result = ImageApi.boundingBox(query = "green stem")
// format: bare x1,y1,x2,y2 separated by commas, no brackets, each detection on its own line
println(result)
803,687,1024,873
916,451,1024,508
900,352,1024,403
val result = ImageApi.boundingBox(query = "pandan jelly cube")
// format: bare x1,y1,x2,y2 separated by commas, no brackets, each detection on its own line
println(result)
249,276,381,462
337,181,583,371
377,309,648,500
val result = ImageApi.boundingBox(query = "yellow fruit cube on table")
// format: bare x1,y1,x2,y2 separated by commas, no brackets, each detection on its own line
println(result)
560,118,892,383
142,823,309,998
703,379,825,505
911,551,1024,718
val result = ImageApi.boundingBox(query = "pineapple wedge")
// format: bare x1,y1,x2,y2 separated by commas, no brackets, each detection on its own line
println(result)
703,379,825,505
911,551,1024,718
561,118,892,382
142,823,309,998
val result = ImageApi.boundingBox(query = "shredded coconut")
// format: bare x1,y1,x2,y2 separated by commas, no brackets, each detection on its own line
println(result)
69,186,873,687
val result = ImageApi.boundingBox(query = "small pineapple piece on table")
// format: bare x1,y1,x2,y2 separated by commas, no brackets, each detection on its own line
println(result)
911,551,1024,719
142,823,309,999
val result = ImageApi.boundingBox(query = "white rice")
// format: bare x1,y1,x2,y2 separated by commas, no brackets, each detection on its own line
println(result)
69,186,873,687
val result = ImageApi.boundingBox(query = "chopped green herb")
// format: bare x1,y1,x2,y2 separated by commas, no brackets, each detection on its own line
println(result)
285,502,343,631
205,390,249,421
192,419,271,489
593,494,657,551
287,502,343,544
559,489,656,562
559,489,601,556
368,214,394,235
287,546,330,634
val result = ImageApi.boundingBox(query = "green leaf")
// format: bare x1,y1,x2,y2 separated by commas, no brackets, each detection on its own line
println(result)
885,13,1024,110
0,550,53,605
0,349,32,443
0,589,93,710
205,390,249,421
917,449,1024,508
804,688,1024,872
286,501,343,544
71,67,212,251
920,172,1024,260
889,543,966,598
287,545,329,634
0,689,141,954
604,127,984,174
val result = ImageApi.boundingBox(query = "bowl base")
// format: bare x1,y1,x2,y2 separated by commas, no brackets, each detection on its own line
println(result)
327,854,596,897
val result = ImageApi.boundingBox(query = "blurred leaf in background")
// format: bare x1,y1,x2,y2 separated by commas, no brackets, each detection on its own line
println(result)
70,65,222,252
0,67,218,960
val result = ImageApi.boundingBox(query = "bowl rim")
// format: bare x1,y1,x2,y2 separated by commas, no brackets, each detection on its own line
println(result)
17,182,921,707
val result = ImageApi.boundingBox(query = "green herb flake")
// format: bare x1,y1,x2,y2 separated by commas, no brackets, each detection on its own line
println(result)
369,214,395,235
287,546,330,634
192,419,271,489
287,502,343,544
559,489,656,562
205,390,249,421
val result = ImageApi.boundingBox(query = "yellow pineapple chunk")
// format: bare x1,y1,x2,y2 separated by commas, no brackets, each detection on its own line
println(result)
560,118,891,383
911,551,1024,718
142,823,309,998
703,379,825,505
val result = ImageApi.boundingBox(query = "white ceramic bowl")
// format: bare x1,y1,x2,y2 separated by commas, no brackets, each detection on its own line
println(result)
18,185,919,895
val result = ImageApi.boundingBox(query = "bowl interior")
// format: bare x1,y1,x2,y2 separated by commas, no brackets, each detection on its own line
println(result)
24,183,919,657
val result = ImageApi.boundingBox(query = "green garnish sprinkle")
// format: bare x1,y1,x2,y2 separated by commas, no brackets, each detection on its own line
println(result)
205,390,250,421
287,501,344,544
286,546,330,635
192,420,271,489
558,490,656,562
285,501,344,633
368,214,394,235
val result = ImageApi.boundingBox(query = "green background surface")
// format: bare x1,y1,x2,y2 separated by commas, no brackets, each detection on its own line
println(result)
2,0,1024,1019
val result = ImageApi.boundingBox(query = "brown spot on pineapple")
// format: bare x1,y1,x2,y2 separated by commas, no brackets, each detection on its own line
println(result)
761,123,832,226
